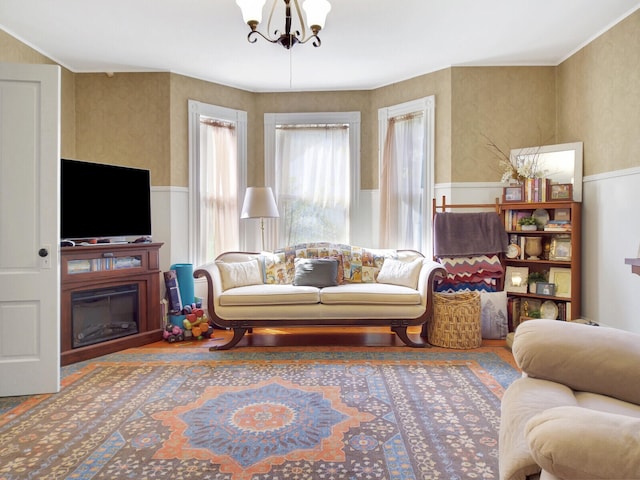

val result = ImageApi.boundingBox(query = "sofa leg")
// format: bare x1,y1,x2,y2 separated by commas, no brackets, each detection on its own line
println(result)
209,328,248,351
392,326,431,348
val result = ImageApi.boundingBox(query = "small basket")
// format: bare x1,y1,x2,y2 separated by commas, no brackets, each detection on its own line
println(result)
428,291,482,349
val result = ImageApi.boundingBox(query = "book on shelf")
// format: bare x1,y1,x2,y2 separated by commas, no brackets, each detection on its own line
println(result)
507,296,521,331
523,178,551,203
544,220,572,232
504,210,537,231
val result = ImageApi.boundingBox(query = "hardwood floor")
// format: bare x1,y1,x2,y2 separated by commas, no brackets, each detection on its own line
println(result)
169,326,508,349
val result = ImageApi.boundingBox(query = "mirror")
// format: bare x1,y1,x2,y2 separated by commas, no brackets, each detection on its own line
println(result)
510,142,583,201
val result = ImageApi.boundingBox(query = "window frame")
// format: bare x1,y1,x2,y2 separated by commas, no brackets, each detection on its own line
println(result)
264,111,361,247
188,100,247,263
378,96,435,254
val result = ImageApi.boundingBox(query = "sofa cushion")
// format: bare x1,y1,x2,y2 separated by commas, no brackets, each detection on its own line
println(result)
219,284,320,306
575,391,640,417
216,259,263,291
376,257,423,289
513,319,640,405
526,406,640,480
320,283,421,305
293,258,339,287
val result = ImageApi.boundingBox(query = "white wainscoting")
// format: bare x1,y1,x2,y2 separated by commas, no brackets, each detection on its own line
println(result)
582,167,640,333
151,186,189,273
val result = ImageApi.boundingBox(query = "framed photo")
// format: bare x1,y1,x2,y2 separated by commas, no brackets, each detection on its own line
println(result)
554,208,571,222
550,236,572,261
549,267,572,298
505,266,529,293
549,183,573,201
536,282,556,296
503,185,524,203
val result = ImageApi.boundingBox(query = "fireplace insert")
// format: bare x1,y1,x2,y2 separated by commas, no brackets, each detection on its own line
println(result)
71,284,139,348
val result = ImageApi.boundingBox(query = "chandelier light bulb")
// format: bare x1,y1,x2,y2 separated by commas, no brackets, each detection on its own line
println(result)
236,0,267,27
302,0,331,33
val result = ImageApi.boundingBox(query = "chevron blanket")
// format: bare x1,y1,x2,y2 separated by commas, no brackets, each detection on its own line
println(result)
435,255,503,293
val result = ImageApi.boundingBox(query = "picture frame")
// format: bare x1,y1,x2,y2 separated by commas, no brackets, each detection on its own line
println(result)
550,236,572,261
505,266,529,293
549,183,573,201
536,282,556,296
549,267,571,298
503,185,524,203
554,208,571,222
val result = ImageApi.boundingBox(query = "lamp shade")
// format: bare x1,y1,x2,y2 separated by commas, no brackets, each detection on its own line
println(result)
303,0,331,29
240,187,280,219
236,0,266,24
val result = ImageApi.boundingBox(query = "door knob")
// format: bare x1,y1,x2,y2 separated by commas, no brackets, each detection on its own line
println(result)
38,248,49,258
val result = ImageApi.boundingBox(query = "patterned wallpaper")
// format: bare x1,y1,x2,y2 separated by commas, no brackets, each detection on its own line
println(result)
2,9,638,186
450,66,556,183
74,73,171,186
557,8,640,175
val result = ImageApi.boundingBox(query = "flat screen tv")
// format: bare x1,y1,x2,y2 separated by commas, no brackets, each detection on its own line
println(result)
61,159,152,240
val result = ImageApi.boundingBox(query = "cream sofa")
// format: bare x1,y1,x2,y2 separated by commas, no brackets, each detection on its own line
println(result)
194,242,446,350
499,319,640,480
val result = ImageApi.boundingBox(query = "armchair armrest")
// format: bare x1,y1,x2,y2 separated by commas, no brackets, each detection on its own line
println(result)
513,319,640,405
526,406,640,480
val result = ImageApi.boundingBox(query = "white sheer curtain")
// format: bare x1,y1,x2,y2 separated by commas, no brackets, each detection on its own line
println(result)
379,112,425,250
198,118,238,264
275,124,350,245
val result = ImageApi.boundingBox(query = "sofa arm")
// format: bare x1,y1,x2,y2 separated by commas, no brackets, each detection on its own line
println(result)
525,406,640,480
513,319,640,405
194,252,263,323
193,261,223,318
417,259,446,306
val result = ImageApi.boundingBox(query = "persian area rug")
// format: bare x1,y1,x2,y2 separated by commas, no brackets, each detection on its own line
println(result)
0,344,519,480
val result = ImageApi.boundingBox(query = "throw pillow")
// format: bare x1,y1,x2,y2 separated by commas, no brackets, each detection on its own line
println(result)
261,251,290,284
293,258,339,287
376,257,423,289
324,254,345,284
216,259,263,291
479,290,508,339
348,246,397,283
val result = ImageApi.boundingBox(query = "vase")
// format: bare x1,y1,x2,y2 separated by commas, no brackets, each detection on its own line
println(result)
525,236,543,260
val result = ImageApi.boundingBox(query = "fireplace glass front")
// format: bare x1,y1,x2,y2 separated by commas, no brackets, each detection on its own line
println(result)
71,284,139,348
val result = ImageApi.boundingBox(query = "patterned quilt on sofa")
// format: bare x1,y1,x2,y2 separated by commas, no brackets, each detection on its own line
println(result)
261,242,399,286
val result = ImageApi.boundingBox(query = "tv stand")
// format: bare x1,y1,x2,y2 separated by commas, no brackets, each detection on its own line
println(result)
60,242,164,365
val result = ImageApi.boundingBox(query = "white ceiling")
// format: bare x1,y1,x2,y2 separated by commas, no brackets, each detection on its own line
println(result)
1,0,639,92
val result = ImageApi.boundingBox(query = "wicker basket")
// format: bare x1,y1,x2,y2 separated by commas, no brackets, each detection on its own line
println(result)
428,291,482,349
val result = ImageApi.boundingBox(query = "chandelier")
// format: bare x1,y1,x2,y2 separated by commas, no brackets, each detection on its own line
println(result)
236,0,331,49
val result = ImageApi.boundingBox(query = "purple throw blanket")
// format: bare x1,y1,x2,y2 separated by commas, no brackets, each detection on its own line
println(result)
433,212,508,257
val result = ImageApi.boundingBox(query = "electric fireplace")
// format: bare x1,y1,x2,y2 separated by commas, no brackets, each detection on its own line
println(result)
71,284,139,348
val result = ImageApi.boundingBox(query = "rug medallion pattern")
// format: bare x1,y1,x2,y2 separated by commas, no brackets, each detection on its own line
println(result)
0,347,519,479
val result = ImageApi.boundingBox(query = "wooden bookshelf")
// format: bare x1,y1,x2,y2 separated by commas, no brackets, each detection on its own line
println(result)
501,202,581,327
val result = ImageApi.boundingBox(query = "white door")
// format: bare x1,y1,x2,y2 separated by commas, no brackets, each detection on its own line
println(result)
0,63,61,396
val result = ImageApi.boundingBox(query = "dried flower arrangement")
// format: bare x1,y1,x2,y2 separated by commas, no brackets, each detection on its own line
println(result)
484,137,546,184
